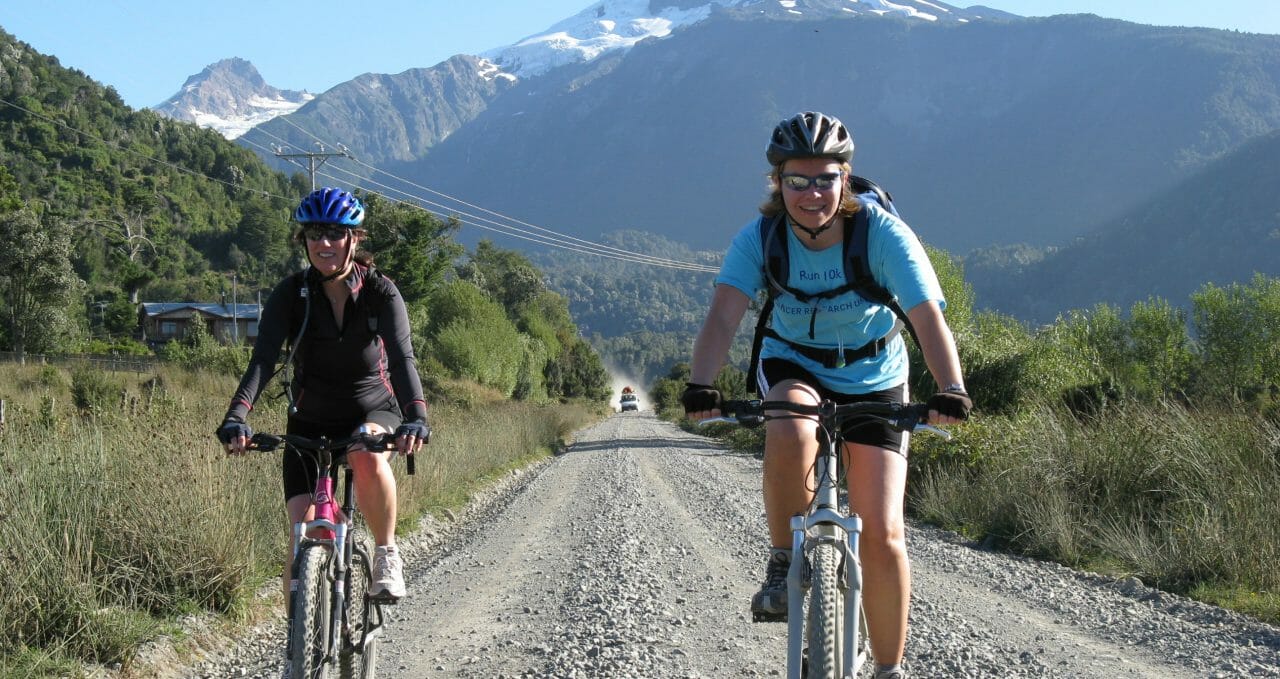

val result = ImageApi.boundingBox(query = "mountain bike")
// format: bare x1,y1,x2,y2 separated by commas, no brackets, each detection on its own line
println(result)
249,431,418,679
702,399,949,679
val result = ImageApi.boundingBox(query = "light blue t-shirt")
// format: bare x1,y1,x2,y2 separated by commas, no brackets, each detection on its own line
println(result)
716,203,944,393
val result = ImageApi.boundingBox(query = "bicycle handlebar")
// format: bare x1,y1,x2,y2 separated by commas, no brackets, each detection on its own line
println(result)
699,399,951,440
249,432,417,475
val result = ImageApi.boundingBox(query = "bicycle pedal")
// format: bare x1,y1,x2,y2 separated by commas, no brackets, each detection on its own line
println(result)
366,592,401,605
751,610,787,623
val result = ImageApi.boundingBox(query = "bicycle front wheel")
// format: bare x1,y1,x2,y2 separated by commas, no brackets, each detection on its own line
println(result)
291,544,333,679
338,537,377,679
806,542,843,679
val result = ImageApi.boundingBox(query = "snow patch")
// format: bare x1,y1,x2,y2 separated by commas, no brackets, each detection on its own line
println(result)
481,0,955,79
848,0,938,22
481,0,741,78
476,58,518,83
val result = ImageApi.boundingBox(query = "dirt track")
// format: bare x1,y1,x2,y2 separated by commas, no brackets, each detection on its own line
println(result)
183,410,1280,678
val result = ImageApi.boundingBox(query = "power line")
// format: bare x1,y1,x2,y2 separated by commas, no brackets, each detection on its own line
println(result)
241,131,713,271
259,118,718,273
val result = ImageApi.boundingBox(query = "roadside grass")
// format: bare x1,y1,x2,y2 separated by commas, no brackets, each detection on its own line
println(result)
909,399,1280,624
0,364,597,677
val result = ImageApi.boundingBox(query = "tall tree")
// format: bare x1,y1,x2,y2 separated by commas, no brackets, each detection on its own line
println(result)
360,195,462,306
0,207,81,360
233,195,292,284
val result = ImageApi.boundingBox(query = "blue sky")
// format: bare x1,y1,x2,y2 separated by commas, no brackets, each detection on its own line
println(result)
2,1,1278,110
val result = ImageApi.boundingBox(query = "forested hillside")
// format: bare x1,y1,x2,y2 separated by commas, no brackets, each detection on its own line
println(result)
531,230,755,385
969,129,1280,323
0,27,302,334
0,28,609,405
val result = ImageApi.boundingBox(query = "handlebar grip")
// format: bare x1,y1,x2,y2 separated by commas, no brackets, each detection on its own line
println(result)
249,432,282,451
406,454,416,475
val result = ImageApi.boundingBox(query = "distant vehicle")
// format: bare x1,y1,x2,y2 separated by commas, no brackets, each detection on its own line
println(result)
620,391,639,412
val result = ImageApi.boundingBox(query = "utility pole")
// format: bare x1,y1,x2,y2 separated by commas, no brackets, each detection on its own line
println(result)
271,143,354,190
231,272,239,344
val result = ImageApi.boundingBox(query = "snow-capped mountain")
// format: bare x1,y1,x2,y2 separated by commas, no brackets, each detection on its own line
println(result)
481,0,1003,78
153,58,312,139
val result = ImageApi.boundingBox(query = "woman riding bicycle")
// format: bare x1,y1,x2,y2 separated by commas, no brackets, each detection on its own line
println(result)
216,187,429,604
682,112,971,679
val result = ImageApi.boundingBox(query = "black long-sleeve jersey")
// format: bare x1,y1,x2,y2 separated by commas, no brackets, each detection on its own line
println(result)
224,264,427,425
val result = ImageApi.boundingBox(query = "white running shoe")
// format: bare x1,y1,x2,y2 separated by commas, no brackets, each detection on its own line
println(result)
370,545,406,600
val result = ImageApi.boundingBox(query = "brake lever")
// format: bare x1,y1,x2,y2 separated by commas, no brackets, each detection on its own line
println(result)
914,423,952,440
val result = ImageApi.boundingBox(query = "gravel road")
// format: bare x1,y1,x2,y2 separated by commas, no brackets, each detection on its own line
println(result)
178,411,1280,678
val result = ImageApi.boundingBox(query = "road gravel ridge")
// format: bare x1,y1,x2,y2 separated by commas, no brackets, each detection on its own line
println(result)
176,412,1280,678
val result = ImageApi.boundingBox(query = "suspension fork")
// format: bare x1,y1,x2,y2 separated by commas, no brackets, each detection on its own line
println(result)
785,427,847,678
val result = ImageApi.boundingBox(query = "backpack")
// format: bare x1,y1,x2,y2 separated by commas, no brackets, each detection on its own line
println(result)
745,175,919,393
280,265,389,411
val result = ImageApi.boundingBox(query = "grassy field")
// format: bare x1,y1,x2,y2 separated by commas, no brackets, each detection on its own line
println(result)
909,400,1280,624
0,362,595,678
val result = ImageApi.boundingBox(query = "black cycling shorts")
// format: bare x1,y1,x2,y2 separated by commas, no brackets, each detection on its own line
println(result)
759,358,909,455
282,399,402,501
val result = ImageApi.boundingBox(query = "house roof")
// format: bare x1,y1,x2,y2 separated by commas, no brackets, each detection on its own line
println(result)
140,303,261,320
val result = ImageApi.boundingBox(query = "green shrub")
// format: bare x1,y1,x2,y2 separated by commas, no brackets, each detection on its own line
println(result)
435,316,524,396
35,365,65,389
69,367,121,415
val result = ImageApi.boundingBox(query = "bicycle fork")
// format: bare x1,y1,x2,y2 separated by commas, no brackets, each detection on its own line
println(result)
285,476,345,664
785,454,867,679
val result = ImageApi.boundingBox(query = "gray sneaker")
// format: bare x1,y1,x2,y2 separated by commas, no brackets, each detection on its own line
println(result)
750,550,790,621
872,665,907,679
370,546,406,601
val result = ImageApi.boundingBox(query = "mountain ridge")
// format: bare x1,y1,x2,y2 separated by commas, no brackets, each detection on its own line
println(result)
969,128,1280,322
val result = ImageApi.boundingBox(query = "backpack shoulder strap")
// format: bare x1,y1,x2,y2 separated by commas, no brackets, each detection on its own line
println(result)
748,214,788,394
759,213,790,298
361,265,389,334
843,206,893,307
844,195,921,350
288,269,310,342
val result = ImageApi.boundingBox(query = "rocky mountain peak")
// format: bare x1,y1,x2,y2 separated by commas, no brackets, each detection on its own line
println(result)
153,58,313,139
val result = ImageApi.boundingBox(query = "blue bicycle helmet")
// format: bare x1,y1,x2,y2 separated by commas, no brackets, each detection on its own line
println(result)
293,187,365,226
766,112,854,166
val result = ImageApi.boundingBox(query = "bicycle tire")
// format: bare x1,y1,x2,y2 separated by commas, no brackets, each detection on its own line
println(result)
806,543,842,679
338,536,377,679
291,544,332,679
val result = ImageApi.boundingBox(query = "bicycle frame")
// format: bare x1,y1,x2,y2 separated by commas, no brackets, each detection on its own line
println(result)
282,444,339,665
249,432,410,671
703,399,948,679
785,416,866,678
286,449,382,665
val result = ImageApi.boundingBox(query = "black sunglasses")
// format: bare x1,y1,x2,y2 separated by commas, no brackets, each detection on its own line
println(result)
303,225,351,242
780,172,844,192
